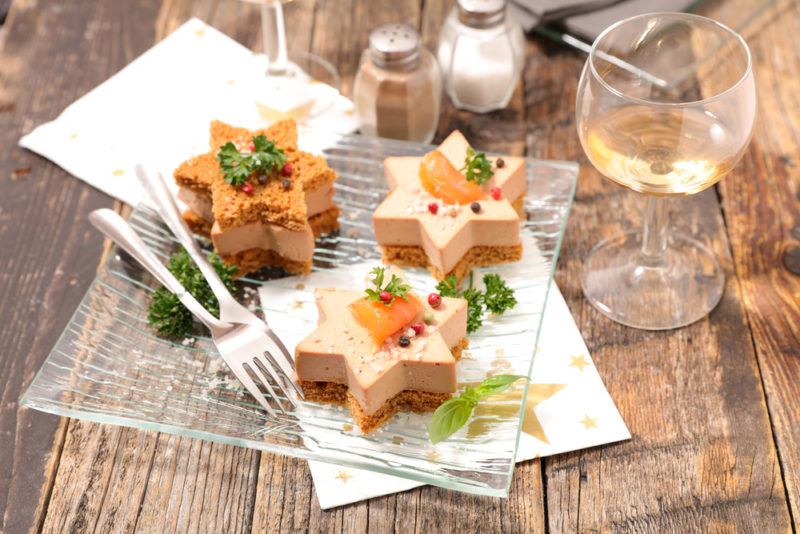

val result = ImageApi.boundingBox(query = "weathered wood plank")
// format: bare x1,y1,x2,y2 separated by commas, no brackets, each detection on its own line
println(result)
0,0,163,531
710,0,800,525
37,2,317,533
526,3,794,532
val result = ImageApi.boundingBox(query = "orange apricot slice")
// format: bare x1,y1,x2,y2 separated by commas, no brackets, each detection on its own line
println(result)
350,294,422,345
419,150,485,205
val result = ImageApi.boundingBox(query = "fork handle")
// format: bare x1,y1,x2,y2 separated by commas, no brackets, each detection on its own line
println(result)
89,209,229,332
135,165,235,305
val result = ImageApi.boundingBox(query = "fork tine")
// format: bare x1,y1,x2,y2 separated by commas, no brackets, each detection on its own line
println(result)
266,331,296,371
229,365,278,418
247,356,292,413
262,350,303,402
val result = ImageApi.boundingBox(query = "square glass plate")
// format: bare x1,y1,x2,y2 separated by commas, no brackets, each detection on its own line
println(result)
20,133,577,496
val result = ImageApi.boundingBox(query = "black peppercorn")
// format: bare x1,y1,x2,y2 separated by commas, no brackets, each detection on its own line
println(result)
281,178,292,190
257,174,268,185
398,335,410,348
496,157,505,168
470,201,481,214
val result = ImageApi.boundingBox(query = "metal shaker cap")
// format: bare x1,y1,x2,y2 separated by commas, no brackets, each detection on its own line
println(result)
457,0,506,28
369,23,421,68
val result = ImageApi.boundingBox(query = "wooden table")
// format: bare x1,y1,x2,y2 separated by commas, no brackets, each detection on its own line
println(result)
1,0,798,532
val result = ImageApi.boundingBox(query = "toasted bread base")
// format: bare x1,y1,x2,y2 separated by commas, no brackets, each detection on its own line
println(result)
181,206,340,277
308,205,341,238
381,244,523,284
173,120,336,233
299,338,468,433
183,209,213,236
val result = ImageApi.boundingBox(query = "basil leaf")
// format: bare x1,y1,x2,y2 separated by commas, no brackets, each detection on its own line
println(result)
461,385,481,404
428,397,474,444
474,374,527,397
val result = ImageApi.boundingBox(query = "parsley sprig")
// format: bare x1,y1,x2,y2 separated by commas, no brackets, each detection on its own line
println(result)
364,267,411,305
428,374,527,443
147,248,238,339
436,273,517,333
459,146,494,185
217,135,287,186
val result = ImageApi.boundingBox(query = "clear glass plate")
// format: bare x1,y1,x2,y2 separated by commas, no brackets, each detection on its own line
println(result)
20,133,577,496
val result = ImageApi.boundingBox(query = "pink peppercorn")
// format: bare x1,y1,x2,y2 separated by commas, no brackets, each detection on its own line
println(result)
427,293,442,308
241,183,254,195
428,203,439,215
490,187,502,200
410,322,425,335
380,291,392,303
281,163,293,176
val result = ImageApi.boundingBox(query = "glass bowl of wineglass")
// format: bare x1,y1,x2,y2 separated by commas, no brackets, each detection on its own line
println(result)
576,12,755,330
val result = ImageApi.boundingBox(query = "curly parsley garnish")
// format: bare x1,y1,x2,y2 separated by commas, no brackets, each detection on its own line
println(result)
436,272,517,333
428,374,527,443
217,135,287,186
147,248,237,339
459,146,494,185
482,273,517,314
364,267,411,305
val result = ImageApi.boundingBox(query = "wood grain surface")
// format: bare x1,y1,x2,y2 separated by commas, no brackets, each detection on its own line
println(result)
0,0,797,532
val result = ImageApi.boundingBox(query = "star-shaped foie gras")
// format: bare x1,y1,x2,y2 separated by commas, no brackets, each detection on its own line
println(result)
373,130,527,281
295,288,467,433
173,120,339,275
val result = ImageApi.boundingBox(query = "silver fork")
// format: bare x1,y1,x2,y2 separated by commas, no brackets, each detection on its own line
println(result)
89,208,293,418
134,164,304,406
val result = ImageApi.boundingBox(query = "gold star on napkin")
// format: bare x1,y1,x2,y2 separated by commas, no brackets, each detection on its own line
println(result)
467,383,566,444
335,470,352,483
580,415,598,429
570,354,591,373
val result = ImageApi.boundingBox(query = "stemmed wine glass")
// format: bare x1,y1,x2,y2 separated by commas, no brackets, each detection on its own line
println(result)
240,0,341,120
576,13,756,330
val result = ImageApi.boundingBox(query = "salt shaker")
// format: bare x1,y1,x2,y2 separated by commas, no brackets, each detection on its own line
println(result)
353,23,442,143
437,0,525,113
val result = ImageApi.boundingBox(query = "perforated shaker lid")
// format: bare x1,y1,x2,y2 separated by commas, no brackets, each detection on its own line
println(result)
457,0,506,28
369,23,421,67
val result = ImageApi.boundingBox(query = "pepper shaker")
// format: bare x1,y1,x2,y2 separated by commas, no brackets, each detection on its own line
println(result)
353,23,442,143
437,0,525,113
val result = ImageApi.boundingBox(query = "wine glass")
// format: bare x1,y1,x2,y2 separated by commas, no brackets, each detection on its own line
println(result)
576,13,755,330
240,0,342,121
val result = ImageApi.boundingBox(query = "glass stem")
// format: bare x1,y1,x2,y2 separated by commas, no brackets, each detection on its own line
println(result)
640,196,668,266
261,1,288,75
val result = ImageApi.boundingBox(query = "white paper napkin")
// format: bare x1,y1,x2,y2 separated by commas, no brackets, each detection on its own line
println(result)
258,262,630,509
19,18,358,206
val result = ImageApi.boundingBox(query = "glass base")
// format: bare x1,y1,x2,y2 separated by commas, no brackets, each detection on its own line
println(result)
581,231,724,330
275,51,341,91
248,51,342,123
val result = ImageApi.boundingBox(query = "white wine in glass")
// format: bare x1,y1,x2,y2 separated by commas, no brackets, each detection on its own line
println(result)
583,106,749,196
576,13,756,330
